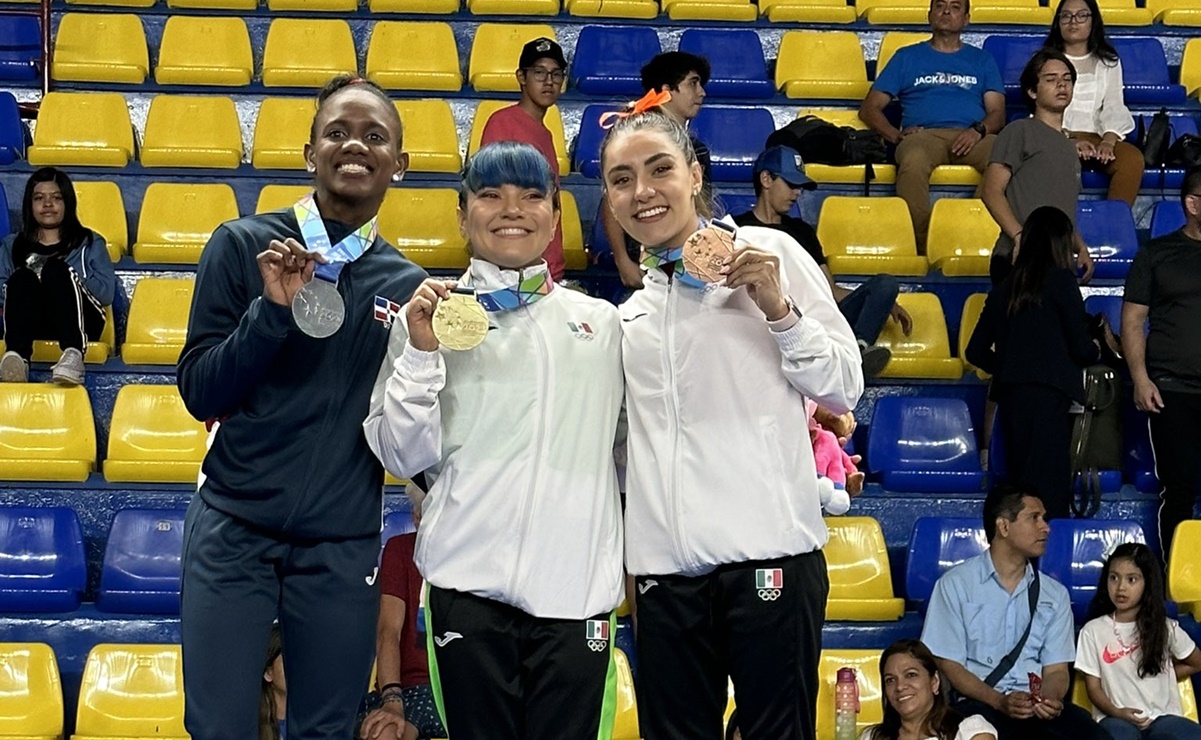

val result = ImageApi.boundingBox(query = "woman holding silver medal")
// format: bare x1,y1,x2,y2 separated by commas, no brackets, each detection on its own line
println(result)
599,94,864,740
176,75,427,738
363,142,625,740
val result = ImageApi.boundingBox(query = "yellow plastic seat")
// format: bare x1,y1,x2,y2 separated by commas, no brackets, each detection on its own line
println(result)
75,181,128,261
168,0,255,10
74,644,187,740
958,293,989,379
8,305,117,365
1153,0,1201,25
368,0,460,12
252,98,314,170
794,108,898,185
155,16,252,86
1169,520,1201,618
763,0,857,23
1182,40,1201,96
0,642,63,740
367,22,462,92
104,385,207,484
256,185,313,214
666,1,758,20
28,92,134,167
824,516,905,620
468,24,557,92
396,99,463,173
927,198,997,276
0,386,95,482
379,189,468,268
776,31,870,100
469,0,559,14
877,292,964,379
612,649,641,740
262,19,357,89
140,95,243,168
816,650,884,739
133,183,239,264
859,0,928,23
877,31,929,71
566,0,658,17
1072,669,1199,721
561,191,587,271
968,0,1053,24
817,196,928,275
51,13,148,84
65,0,154,10
1095,0,1153,24
269,0,357,10
122,278,195,366
469,100,570,175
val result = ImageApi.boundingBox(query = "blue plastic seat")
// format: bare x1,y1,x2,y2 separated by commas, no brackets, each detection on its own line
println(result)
0,17,41,82
573,104,608,179
1113,38,1185,105
1124,405,1160,493
1083,294,1122,334
571,27,660,96
1114,114,1200,190
0,91,26,165
1077,200,1138,280
96,508,187,615
990,412,1121,493
866,396,986,493
1150,199,1186,239
0,180,12,234
382,509,415,548
689,106,775,183
678,30,774,99
905,517,987,613
982,35,1043,102
0,506,86,612
1040,519,1145,622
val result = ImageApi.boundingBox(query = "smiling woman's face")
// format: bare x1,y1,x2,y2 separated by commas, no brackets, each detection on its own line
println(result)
603,128,703,251
882,651,938,722
457,183,558,269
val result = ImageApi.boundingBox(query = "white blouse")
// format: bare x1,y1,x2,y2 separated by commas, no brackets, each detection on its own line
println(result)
858,714,998,740
1063,52,1136,138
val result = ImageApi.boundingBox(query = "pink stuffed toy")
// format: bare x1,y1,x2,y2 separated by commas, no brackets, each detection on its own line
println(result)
807,401,864,515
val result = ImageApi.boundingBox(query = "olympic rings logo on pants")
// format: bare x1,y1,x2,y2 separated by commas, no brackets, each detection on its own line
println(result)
758,588,781,601
587,639,607,652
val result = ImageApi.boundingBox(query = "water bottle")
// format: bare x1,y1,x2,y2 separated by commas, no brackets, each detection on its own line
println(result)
834,666,860,740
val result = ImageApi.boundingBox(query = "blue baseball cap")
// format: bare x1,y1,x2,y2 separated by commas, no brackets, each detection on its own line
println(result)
753,145,816,190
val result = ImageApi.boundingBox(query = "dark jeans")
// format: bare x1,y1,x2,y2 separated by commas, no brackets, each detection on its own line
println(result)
837,274,899,345
1101,714,1201,740
955,698,1109,740
1148,388,1201,557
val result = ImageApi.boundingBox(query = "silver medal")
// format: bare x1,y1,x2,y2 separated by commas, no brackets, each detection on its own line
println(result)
291,279,345,338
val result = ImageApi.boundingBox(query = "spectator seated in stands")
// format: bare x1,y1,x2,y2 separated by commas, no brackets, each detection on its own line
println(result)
479,37,567,281
1043,0,1143,207
0,167,116,385
859,0,1005,253
733,145,913,377
921,484,1108,740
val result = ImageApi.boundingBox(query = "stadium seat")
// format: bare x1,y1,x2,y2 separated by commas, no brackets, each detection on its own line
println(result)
958,293,988,378
269,0,356,10
382,509,415,548
1113,38,1186,104
858,0,928,24
0,17,41,81
905,517,987,612
759,0,856,24
1083,294,1122,335
141,95,243,168
791,108,898,185
366,22,461,92
926,198,998,276
468,24,558,92
1183,39,1201,94
565,0,658,18
0,642,63,738
1124,405,1159,493
560,191,587,270
75,181,128,261
51,13,147,84
397,99,464,173
0,386,95,482
468,0,558,14
824,517,905,620
0,506,86,612
104,386,207,484
678,30,774,98
369,0,460,12
168,0,255,10
27,92,134,167
1129,113,1201,189
989,410,1121,494
65,0,155,9
816,196,928,276
469,100,569,174
74,644,187,740
613,649,640,740
776,31,870,99
262,19,356,88
252,97,313,170
96,508,187,614
867,396,985,491
1094,0,1154,25
1149,198,1186,239
981,35,1043,102
573,104,608,178
133,183,239,264
257,184,313,213
689,106,776,182
0,92,24,165
570,26,660,96
969,0,1052,25
816,650,884,739
1040,520,1145,622
154,16,252,86
1169,520,1201,608
1077,200,1138,280
379,189,469,268
20,304,115,365
122,279,195,365
662,0,757,22
876,32,929,73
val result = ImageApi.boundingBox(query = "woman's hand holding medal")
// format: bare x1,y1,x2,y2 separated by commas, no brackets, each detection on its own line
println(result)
257,238,328,307
407,278,458,352
722,247,790,322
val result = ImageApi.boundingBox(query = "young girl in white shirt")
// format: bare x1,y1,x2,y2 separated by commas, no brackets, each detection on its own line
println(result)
1076,543,1201,740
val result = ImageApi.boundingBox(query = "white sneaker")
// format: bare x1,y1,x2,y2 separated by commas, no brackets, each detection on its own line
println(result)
858,340,892,378
0,350,28,382
51,347,85,386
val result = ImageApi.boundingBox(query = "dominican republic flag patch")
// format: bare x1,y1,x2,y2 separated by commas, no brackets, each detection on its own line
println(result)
374,295,402,327
756,568,783,589
568,321,594,340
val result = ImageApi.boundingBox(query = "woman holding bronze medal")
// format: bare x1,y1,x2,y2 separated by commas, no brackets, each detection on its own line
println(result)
600,97,864,740
176,75,427,738
363,142,625,740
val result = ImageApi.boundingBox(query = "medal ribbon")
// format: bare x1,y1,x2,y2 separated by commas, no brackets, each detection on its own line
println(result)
292,192,379,284
640,218,735,289
473,266,554,313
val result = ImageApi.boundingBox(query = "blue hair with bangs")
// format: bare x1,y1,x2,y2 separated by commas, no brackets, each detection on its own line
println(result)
459,142,558,209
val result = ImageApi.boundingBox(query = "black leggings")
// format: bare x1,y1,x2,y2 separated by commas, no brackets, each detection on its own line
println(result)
998,383,1074,519
2,259,103,359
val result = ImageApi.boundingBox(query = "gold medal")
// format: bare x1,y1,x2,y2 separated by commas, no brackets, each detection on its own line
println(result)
433,290,489,351
682,225,736,283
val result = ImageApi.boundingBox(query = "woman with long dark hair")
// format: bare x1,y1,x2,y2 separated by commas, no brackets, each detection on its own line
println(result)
862,639,996,740
966,206,1101,518
0,166,115,385
259,624,285,740
1043,0,1142,206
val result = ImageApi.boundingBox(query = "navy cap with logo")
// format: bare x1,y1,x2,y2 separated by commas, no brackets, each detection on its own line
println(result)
519,37,567,70
753,145,816,190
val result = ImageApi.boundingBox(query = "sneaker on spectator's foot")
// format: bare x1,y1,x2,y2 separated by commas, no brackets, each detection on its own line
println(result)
51,348,85,386
859,340,891,378
0,351,28,383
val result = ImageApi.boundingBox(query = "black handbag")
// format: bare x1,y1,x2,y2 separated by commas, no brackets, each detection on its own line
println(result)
1070,364,1123,518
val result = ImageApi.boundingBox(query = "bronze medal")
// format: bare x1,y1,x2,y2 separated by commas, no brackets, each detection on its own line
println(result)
432,291,489,351
682,225,736,284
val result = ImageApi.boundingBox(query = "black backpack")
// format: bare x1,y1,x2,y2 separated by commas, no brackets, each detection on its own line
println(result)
765,116,888,193
1165,134,1201,169
1136,109,1172,168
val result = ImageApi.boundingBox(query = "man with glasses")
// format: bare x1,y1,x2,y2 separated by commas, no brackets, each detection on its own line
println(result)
479,37,567,280
1123,165,1201,560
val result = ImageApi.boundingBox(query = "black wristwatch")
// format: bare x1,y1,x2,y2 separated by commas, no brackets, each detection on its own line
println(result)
970,121,987,136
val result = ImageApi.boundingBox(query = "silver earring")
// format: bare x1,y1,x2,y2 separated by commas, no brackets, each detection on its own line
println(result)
392,173,402,182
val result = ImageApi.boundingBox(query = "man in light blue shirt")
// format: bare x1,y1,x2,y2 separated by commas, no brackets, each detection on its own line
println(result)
921,485,1107,740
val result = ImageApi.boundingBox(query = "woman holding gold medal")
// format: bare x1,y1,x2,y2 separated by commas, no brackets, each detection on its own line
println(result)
363,142,625,740
599,96,864,740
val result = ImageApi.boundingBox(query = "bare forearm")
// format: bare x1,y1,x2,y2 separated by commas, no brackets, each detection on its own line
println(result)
1041,667,1070,703
375,629,402,688
981,185,1022,239
1086,676,1123,717
859,99,901,144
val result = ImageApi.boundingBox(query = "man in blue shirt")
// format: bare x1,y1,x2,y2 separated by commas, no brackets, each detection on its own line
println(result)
921,485,1107,740
860,0,1006,252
